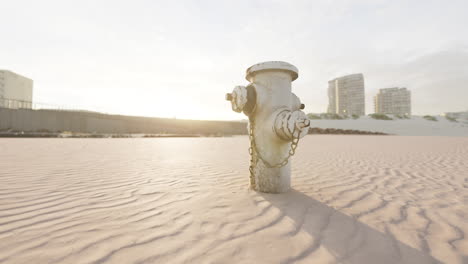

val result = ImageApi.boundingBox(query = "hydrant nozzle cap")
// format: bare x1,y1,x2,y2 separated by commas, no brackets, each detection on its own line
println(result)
246,61,299,82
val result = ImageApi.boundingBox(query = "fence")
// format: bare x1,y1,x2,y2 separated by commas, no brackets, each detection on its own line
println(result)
0,97,248,134
0,97,88,112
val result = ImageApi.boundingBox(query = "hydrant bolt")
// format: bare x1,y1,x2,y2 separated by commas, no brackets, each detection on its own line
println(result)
225,93,233,101
300,103,305,110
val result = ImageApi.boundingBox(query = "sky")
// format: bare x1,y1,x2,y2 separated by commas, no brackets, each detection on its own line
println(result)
1,0,467,120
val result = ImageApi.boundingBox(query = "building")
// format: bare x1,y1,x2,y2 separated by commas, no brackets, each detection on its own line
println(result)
0,70,33,109
374,87,411,116
327,73,365,116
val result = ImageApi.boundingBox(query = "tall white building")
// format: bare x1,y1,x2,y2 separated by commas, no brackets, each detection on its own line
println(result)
0,70,33,109
327,73,365,116
374,87,411,116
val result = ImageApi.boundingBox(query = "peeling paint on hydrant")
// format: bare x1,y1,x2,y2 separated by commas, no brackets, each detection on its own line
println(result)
226,61,310,193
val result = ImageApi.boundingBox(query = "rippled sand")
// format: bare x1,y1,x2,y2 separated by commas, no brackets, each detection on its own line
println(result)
0,136,467,264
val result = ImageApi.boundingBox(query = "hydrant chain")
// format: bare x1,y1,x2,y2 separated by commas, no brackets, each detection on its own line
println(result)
248,116,301,170
248,117,257,189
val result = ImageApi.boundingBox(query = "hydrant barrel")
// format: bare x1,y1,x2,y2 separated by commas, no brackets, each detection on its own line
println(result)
226,61,310,193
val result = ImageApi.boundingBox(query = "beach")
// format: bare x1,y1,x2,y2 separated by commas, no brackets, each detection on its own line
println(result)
0,136,467,263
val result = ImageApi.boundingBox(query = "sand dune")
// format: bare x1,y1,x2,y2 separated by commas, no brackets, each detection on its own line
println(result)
0,136,467,263
311,116,468,136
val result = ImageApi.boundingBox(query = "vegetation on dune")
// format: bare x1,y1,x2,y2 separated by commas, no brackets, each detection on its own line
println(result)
320,113,345,120
369,113,393,120
309,127,387,135
423,115,438,121
307,113,362,120
307,113,321,120
445,116,458,122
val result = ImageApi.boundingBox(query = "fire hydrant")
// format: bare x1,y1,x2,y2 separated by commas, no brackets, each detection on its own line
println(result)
226,61,310,193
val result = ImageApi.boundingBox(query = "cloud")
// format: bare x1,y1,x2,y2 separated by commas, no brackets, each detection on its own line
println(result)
0,0,467,119
363,48,468,114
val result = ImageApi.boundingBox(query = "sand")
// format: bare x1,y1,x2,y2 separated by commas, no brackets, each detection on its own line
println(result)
311,116,468,136
0,136,467,264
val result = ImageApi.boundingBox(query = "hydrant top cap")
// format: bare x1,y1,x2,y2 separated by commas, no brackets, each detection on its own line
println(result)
246,61,298,81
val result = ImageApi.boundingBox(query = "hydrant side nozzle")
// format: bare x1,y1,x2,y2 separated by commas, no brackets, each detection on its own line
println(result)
274,110,310,141
226,86,250,114
300,103,305,110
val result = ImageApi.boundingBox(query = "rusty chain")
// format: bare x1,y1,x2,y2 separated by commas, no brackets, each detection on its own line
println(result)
248,116,301,188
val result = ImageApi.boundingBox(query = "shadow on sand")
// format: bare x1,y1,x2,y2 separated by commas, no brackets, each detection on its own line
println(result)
259,189,441,264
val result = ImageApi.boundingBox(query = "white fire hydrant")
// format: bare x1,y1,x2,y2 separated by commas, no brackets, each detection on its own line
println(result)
226,61,310,193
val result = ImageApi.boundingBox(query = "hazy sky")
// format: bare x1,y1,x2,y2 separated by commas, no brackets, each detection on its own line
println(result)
1,0,467,120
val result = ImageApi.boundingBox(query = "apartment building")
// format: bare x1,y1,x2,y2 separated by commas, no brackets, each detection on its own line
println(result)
327,73,365,116
0,70,33,109
374,87,411,116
